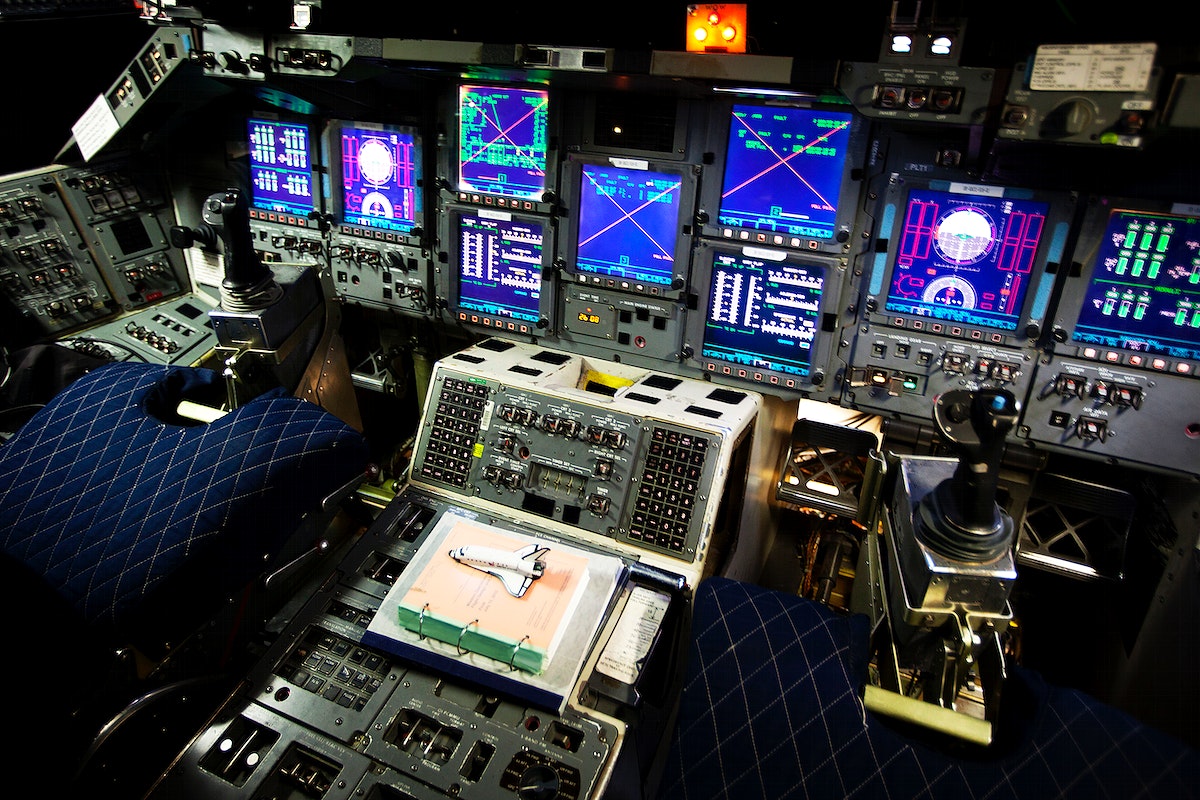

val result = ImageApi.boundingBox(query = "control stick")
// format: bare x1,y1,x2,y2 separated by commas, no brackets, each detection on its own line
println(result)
914,388,1020,561
170,188,279,309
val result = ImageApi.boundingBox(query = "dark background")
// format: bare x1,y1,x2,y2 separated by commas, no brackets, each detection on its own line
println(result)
1,1,1195,176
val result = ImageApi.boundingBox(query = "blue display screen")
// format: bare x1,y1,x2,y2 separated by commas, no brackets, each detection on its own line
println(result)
456,211,545,323
1072,208,1200,360
717,104,852,241
574,163,681,286
339,124,422,233
458,84,549,200
884,188,1048,331
701,249,825,377
247,117,315,215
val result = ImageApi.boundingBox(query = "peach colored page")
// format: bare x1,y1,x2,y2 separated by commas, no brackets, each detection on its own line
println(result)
399,518,589,653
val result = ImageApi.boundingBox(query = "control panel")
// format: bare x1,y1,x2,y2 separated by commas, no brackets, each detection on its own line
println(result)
57,293,217,365
148,490,634,800
1020,196,1200,476
844,171,1077,421
410,338,760,576
0,159,189,338
0,166,112,334
55,158,191,310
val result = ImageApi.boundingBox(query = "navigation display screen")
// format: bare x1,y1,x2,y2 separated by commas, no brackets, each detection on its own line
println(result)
458,84,549,200
716,103,853,242
884,188,1048,331
574,162,682,287
338,122,422,233
701,249,826,377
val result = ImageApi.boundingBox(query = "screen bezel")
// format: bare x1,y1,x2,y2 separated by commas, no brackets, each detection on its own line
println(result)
698,98,866,256
246,113,320,222
866,179,1078,346
440,202,556,338
326,118,426,246
557,153,699,302
1053,195,1200,365
683,240,844,395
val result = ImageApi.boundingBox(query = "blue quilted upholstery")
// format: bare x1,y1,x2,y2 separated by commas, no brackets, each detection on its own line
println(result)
658,576,1200,799
0,362,369,640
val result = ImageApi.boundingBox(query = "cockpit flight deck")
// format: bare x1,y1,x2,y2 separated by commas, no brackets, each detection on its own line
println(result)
0,2,1197,798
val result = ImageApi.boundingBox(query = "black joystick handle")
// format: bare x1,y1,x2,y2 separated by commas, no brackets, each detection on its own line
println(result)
931,388,1019,534
202,188,272,294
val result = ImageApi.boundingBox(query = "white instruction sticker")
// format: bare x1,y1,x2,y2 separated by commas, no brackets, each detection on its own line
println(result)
72,96,120,162
1029,43,1156,93
596,587,671,685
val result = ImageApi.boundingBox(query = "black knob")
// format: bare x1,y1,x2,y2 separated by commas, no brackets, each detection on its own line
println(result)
169,225,194,248
517,765,560,800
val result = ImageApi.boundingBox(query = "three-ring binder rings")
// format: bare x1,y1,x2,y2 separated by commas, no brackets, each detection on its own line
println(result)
362,511,626,713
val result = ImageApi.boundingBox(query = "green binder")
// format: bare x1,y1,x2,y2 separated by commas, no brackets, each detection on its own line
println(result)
396,602,549,674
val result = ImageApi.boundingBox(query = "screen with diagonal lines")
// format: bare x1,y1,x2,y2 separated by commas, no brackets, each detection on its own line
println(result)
717,104,852,241
458,84,549,200
574,163,682,287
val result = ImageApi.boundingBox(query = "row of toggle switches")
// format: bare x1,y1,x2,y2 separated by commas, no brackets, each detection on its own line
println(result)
1045,373,1145,408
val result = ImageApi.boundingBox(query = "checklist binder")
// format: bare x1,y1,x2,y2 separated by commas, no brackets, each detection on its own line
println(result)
362,511,626,712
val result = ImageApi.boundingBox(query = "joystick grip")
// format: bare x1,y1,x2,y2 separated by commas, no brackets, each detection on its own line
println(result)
931,388,1019,536
202,188,272,293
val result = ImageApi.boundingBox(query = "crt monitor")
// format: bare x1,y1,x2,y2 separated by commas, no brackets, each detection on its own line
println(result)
1054,198,1200,363
701,100,864,253
454,83,552,206
246,115,318,220
559,154,698,300
330,119,424,241
443,204,553,337
868,181,1076,344
686,240,840,393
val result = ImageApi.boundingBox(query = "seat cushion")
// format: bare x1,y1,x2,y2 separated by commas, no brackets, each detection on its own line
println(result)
657,576,1200,799
0,361,369,639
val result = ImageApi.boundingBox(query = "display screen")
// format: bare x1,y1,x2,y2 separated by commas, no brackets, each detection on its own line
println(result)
884,188,1048,331
455,211,545,323
338,123,422,234
1072,208,1200,360
247,117,315,216
717,104,853,241
574,163,682,286
458,84,549,200
701,249,826,377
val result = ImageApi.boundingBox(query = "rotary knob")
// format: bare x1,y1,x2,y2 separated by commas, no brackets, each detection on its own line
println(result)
517,764,561,800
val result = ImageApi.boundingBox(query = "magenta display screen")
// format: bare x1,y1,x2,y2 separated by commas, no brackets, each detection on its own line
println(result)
338,123,422,234
884,188,1048,331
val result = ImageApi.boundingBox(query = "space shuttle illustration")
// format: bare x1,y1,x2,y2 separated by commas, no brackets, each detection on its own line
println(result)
448,542,550,598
